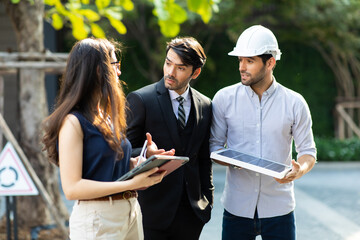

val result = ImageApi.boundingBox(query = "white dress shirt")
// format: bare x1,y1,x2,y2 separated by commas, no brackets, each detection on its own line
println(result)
210,78,316,218
169,87,191,123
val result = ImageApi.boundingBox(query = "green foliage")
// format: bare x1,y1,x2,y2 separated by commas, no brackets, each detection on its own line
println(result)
187,0,218,23
292,0,360,55
24,0,221,39
11,0,357,139
191,32,239,99
54,0,344,138
275,42,337,137
152,0,187,37
203,0,360,137
190,34,336,137
314,137,360,161
43,0,131,39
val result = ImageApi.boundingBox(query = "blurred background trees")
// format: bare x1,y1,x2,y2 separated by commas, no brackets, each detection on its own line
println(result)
35,0,360,139
0,0,222,235
1,0,359,236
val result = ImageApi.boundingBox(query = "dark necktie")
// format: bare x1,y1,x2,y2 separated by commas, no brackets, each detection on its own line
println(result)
176,96,186,129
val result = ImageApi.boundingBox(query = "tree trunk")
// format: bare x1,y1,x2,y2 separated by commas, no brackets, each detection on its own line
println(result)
313,42,360,139
4,0,68,230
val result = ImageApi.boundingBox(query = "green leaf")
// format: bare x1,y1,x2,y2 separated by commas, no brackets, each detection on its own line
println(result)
187,0,212,23
10,0,20,3
104,7,123,20
95,0,111,10
44,0,55,6
122,0,134,11
78,9,101,21
197,3,212,23
91,23,106,38
53,0,68,15
65,2,81,11
51,13,63,30
108,17,127,34
211,2,219,13
169,3,187,23
159,19,180,37
69,14,88,40
187,0,202,11
153,6,170,21
81,0,90,4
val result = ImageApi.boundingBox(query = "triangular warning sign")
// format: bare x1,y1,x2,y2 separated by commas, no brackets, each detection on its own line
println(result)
0,142,38,196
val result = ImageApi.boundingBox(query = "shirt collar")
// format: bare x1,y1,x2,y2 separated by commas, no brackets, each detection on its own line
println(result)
169,86,190,101
245,76,278,97
263,77,278,96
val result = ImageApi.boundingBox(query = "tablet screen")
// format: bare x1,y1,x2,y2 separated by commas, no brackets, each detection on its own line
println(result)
117,155,189,181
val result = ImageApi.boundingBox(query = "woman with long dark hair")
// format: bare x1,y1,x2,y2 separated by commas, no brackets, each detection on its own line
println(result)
42,38,168,239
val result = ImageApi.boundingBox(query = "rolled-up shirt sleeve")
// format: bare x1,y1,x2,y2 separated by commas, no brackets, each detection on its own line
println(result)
292,95,317,160
210,90,228,153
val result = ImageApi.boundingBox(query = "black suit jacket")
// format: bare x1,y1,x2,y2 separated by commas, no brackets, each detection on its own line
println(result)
126,78,214,229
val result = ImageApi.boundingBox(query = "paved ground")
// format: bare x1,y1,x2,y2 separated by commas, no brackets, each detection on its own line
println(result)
1,162,359,240
200,162,360,240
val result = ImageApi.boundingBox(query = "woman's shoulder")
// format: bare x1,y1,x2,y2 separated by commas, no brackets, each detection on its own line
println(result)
70,111,84,120
64,113,81,125
69,111,92,126
60,113,83,138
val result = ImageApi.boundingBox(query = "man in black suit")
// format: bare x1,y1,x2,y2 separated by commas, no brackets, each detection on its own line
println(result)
126,37,214,240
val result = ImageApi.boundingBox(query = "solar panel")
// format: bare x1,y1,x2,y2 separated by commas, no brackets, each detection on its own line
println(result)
210,149,292,179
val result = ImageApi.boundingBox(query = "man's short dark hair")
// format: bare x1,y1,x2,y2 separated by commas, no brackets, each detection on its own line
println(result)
258,54,273,65
166,37,206,73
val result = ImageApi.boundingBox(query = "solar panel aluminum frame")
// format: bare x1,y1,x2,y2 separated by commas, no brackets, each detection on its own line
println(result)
210,149,292,179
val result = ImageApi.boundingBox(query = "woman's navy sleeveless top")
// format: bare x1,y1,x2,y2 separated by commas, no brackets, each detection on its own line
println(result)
72,112,131,181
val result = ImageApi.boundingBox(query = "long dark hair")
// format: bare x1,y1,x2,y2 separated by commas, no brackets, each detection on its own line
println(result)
42,38,127,165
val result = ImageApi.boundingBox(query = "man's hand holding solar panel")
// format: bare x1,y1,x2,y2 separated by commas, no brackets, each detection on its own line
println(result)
274,154,316,184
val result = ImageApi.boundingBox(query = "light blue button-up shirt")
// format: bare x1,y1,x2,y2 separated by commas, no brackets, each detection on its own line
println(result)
210,79,316,218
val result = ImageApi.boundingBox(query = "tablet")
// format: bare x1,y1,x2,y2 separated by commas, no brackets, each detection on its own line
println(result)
211,149,292,179
117,155,189,181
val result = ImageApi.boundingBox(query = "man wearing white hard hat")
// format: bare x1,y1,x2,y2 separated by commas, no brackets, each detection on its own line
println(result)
210,25,317,239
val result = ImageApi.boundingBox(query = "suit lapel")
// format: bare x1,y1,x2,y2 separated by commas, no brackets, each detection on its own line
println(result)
186,88,202,155
156,79,182,150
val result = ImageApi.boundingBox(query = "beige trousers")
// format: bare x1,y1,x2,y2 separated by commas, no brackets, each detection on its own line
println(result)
69,197,143,240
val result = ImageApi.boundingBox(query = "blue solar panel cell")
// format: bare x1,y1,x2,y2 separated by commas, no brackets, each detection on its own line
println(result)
211,149,291,178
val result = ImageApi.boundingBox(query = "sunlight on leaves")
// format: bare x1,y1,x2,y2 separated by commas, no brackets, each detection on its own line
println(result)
29,0,220,39
197,3,212,23
51,13,63,30
95,0,111,10
78,9,101,21
103,7,123,20
159,19,180,37
187,0,213,23
69,14,88,39
44,0,55,6
122,0,134,11
91,23,106,38
169,3,187,23
108,17,127,34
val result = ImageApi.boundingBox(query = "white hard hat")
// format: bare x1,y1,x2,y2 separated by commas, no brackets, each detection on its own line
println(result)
228,25,281,60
